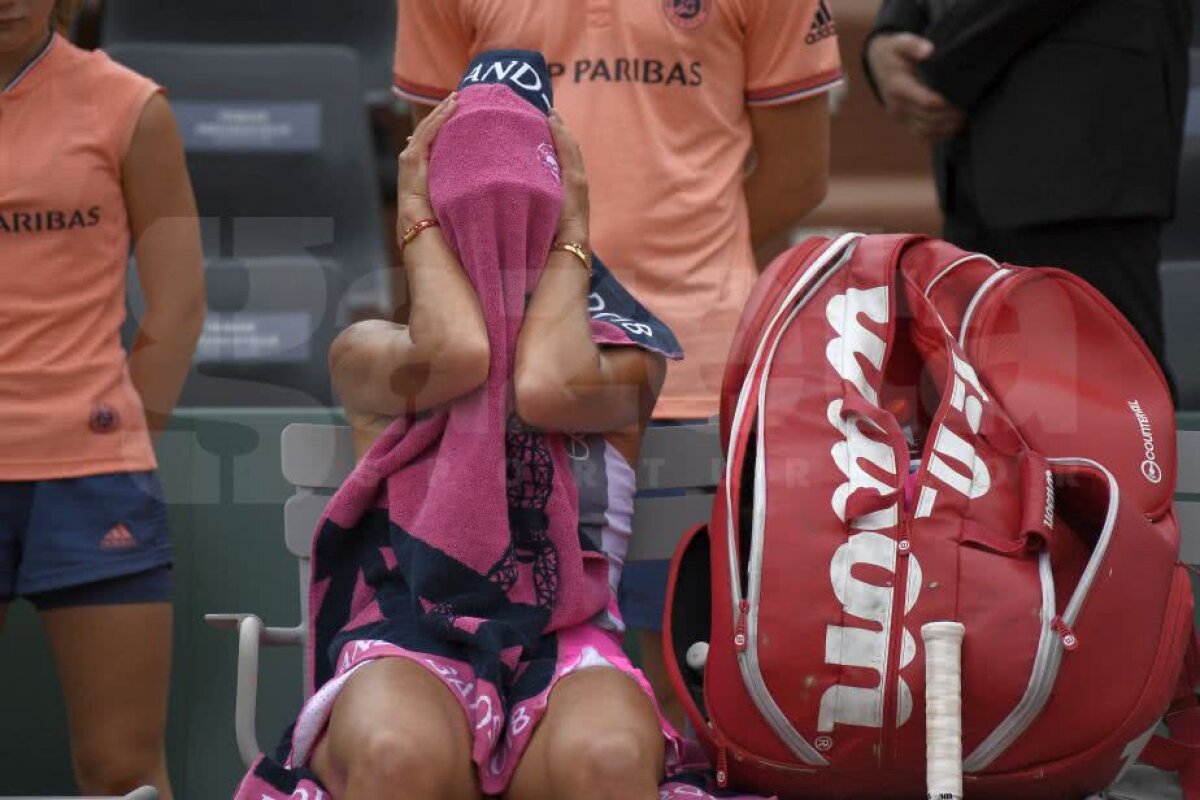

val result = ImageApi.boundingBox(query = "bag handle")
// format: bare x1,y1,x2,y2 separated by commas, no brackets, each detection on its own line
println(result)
960,450,1056,557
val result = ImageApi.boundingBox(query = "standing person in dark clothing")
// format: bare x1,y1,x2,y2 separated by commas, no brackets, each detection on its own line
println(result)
864,0,1191,385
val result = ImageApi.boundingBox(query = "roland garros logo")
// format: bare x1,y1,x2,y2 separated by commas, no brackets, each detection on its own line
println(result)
663,0,708,29
1128,400,1162,484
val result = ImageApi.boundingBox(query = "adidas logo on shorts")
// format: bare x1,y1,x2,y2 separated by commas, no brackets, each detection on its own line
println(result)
806,0,836,44
100,523,137,550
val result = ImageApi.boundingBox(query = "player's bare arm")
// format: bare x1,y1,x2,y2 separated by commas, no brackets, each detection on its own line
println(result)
332,95,490,457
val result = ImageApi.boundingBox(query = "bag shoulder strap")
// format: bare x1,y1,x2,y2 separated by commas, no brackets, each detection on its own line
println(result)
900,239,1008,343
1140,632,1200,799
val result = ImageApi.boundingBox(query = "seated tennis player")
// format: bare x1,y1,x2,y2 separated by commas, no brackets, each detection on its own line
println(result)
235,51,765,800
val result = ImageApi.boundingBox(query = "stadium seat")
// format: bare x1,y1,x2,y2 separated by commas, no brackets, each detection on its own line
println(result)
99,0,396,107
127,258,345,406
1161,260,1200,410
110,43,388,406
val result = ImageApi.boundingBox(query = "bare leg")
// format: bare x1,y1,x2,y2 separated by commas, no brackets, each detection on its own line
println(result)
311,657,480,800
42,602,173,798
506,667,665,800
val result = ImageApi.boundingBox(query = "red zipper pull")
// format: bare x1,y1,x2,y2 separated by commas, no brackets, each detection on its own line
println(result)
1052,617,1079,651
897,519,912,558
734,599,750,651
716,746,729,788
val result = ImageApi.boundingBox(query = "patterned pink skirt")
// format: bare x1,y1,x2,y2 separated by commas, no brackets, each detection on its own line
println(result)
233,621,773,799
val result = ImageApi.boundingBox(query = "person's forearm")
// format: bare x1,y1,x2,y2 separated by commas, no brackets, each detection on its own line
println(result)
745,166,827,260
327,226,489,418
402,223,489,364
744,98,832,263
515,252,652,432
518,112,662,431
128,308,204,436
519,250,604,390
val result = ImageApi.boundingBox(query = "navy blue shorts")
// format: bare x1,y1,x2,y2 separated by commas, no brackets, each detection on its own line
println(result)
0,471,173,609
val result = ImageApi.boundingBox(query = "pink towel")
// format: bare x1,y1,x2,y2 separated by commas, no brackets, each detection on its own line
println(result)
304,83,614,696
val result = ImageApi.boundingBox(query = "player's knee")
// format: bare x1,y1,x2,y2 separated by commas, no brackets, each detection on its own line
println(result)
73,736,162,795
562,728,657,796
350,728,453,796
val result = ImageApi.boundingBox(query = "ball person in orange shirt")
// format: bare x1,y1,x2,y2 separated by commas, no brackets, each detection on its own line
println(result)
0,1,204,796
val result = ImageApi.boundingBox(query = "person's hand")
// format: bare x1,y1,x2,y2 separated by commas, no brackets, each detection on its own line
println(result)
867,33,965,143
548,110,590,247
397,92,457,232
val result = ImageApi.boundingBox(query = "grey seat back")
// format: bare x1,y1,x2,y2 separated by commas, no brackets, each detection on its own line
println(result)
1177,428,1200,564
109,43,388,406
1162,260,1200,409
628,422,721,560
100,0,397,105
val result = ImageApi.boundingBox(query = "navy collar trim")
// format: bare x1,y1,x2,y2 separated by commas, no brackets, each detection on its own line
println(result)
3,32,55,94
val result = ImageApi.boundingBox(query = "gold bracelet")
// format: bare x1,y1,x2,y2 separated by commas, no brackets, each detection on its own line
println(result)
399,218,439,253
550,240,593,278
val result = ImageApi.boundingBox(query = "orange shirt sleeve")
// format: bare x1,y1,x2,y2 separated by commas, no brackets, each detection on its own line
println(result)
742,0,844,107
394,0,472,106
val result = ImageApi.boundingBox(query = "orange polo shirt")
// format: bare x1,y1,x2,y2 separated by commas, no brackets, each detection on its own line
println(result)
0,34,161,480
395,0,843,418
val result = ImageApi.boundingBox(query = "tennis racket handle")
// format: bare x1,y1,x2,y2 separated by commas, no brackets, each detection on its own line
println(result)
923,621,966,800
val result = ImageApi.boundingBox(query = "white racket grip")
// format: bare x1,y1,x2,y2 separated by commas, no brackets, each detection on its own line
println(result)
923,622,966,800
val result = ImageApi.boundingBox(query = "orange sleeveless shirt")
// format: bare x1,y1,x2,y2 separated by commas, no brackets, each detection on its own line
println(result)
0,35,162,480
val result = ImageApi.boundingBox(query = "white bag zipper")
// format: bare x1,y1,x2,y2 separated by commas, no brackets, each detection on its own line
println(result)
723,233,862,766
955,268,1123,769
962,460,1120,771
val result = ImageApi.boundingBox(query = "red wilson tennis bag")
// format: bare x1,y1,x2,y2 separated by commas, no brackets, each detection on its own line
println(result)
664,233,1197,799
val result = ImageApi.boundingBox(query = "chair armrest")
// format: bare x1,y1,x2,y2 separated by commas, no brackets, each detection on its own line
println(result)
202,613,306,768
205,613,306,646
